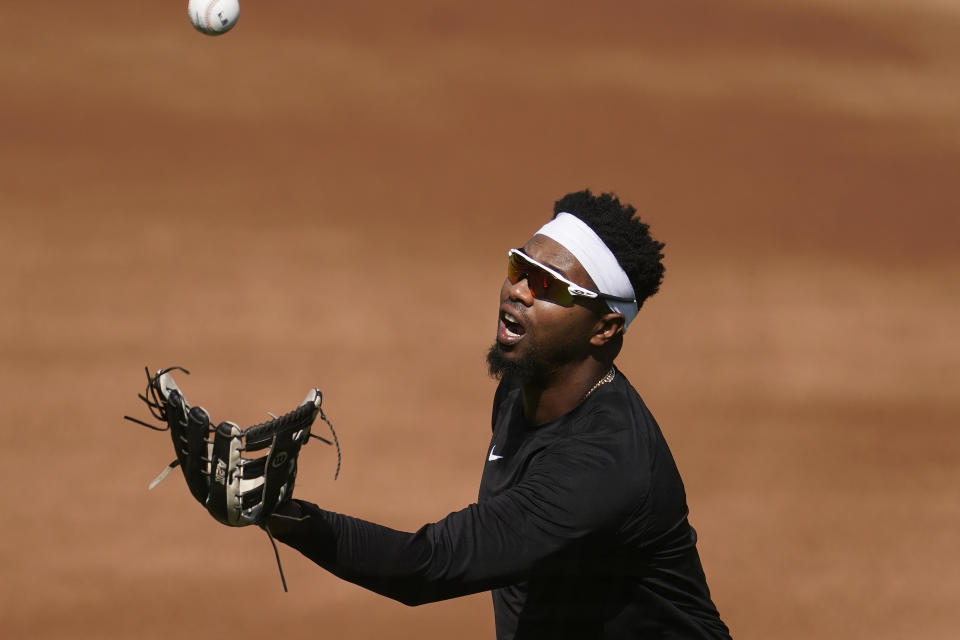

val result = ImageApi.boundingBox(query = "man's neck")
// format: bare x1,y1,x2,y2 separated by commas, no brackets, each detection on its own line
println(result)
520,360,613,425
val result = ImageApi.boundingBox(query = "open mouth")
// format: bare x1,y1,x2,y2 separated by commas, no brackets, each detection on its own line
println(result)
498,309,526,345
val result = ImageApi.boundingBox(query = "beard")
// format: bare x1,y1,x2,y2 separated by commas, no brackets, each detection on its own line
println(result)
487,341,551,383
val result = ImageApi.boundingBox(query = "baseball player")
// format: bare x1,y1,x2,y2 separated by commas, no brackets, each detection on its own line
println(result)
266,189,731,638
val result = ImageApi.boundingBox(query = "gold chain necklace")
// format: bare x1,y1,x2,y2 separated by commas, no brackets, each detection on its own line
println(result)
583,367,616,401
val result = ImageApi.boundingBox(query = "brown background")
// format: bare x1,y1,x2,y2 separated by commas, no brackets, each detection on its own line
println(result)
1,1,958,638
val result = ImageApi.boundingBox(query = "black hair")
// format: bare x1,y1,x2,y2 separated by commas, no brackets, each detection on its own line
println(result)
553,189,665,309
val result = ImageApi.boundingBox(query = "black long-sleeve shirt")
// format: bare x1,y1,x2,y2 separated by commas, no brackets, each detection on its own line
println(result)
276,369,730,639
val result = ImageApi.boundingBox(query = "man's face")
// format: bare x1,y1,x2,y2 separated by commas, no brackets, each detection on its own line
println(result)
487,234,605,382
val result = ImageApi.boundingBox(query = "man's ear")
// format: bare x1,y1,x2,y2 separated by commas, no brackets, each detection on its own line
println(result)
589,313,625,346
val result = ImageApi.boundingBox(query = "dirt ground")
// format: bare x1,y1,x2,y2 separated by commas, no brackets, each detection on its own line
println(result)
1,1,958,638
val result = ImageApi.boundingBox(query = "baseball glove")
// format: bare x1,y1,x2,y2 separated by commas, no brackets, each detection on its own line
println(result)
124,366,341,590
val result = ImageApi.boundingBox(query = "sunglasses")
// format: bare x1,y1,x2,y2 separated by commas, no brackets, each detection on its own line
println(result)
506,249,635,307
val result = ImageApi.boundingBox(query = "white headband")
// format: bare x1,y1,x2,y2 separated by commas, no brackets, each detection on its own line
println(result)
535,212,639,329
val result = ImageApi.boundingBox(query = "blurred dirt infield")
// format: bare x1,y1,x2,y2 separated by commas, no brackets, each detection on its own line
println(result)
1,2,958,638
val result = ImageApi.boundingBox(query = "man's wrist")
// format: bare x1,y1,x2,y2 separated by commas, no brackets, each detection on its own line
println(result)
264,500,308,536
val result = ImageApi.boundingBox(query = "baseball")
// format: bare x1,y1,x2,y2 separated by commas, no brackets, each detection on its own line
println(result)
188,0,240,36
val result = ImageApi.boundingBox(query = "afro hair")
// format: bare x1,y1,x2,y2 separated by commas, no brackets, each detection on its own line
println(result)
553,189,665,309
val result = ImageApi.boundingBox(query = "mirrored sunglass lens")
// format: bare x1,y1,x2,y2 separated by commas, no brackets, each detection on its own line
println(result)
508,252,573,305
540,273,572,304
507,254,525,283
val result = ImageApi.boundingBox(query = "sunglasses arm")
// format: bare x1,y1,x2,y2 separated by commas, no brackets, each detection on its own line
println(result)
566,284,600,299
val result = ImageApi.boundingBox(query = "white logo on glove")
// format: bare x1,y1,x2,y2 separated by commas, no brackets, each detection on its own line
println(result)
215,459,227,485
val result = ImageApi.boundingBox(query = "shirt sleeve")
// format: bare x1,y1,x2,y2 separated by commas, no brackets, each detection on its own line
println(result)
275,426,646,606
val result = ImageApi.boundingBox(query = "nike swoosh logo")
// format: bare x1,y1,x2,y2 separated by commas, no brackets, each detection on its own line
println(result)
488,446,504,462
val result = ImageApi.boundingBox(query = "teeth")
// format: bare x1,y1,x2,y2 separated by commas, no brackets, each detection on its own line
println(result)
502,311,523,338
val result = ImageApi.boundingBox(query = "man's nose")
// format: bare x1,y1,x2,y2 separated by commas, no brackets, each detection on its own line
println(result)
506,276,535,305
